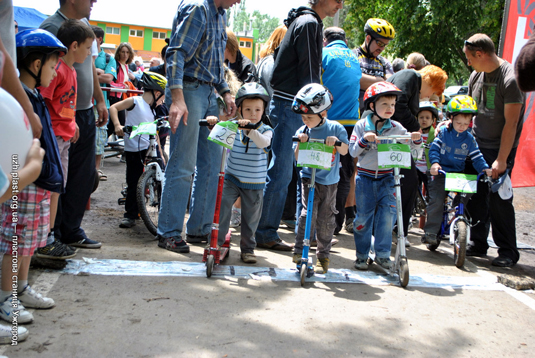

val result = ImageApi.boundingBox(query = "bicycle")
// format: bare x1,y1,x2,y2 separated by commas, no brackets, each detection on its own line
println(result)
425,170,487,268
122,117,169,236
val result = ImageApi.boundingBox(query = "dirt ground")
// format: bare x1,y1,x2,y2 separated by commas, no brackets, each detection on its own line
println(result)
1,155,534,358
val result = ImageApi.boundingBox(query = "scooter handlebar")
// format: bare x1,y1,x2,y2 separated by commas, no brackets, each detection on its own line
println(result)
199,120,257,129
291,136,342,146
375,135,413,141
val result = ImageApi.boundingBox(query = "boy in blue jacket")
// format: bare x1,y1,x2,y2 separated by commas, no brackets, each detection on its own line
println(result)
422,95,491,245
0,30,68,328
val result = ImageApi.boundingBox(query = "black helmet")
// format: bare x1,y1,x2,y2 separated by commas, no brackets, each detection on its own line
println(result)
141,71,167,92
235,83,270,108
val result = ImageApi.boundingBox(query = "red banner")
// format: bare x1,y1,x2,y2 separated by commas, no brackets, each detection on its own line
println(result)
501,0,535,187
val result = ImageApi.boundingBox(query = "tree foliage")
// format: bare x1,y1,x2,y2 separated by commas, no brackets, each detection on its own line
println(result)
228,1,281,42
342,0,505,84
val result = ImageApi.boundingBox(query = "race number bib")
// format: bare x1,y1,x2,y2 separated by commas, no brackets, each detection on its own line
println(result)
130,121,157,137
445,173,478,193
377,143,411,169
207,121,238,149
296,142,333,170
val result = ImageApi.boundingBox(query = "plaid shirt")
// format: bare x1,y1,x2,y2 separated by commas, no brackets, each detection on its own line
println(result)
166,0,229,95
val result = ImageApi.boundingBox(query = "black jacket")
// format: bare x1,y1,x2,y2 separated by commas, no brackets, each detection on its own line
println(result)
271,7,323,101
228,50,258,84
387,70,422,132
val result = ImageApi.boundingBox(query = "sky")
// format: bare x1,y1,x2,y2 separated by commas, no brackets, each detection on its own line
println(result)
13,0,308,29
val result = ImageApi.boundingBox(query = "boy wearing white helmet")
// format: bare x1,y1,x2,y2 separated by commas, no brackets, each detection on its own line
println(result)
292,84,349,274
349,82,421,271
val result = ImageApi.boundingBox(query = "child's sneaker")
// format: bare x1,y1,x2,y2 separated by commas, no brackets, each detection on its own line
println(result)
229,208,241,227
18,285,55,309
0,323,28,344
292,253,302,264
421,233,438,246
354,258,369,270
376,257,393,270
0,297,33,324
240,252,257,264
314,258,330,274
119,218,136,228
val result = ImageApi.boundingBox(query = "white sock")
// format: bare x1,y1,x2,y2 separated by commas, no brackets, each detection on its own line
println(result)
233,206,241,213
46,231,55,245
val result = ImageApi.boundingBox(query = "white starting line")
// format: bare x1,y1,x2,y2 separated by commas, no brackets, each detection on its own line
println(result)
58,258,507,291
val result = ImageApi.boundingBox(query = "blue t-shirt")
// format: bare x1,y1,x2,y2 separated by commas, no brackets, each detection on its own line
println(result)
94,50,117,108
295,119,349,185
322,40,362,126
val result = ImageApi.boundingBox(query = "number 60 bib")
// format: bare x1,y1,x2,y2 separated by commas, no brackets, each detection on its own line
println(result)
377,143,411,169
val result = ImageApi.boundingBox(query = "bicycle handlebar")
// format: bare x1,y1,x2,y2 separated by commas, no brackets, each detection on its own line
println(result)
199,119,257,129
375,135,413,141
100,87,144,95
438,169,488,181
292,136,342,147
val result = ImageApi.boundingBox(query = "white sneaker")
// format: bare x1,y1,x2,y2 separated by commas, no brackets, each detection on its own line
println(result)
229,208,241,228
0,297,34,324
0,323,29,344
18,285,55,309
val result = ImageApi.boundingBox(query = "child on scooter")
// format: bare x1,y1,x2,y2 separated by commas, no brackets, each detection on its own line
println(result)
415,101,439,188
422,95,491,246
206,83,273,264
292,84,349,274
109,71,167,229
349,82,421,271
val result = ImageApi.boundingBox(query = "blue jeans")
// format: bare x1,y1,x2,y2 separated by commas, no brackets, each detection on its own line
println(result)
353,174,396,261
157,82,221,238
256,97,304,244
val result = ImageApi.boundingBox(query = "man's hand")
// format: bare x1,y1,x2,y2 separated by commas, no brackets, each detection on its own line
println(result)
95,101,108,127
222,92,237,118
169,89,188,133
71,124,80,143
491,159,507,179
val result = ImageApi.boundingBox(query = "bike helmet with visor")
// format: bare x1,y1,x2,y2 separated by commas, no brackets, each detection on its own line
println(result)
363,82,402,134
16,29,67,87
445,95,478,117
292,83,333,117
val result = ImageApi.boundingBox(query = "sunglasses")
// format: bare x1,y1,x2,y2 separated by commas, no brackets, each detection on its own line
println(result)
374,38,388,48
464,40,481,49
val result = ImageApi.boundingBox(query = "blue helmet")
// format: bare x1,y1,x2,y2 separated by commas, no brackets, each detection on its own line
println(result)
16,29,67,61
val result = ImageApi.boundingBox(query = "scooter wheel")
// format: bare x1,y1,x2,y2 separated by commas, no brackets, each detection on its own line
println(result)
300,263,306,286
399,258,409,288
206,255,214,278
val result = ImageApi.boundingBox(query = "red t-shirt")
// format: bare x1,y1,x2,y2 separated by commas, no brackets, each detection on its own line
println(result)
40,59,77,141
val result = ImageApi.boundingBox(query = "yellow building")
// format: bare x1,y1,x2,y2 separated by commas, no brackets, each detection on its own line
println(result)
89,20,171,60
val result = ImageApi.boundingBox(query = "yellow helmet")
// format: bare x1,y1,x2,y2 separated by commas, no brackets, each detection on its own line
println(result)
446,95,478,116
364,18,395,40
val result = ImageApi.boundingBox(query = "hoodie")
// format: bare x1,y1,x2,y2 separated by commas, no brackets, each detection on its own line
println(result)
429,125,489,174
270,7,323,101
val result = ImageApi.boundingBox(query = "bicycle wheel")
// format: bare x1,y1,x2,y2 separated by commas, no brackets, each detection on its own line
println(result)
137,166,161,236
453,220,468,268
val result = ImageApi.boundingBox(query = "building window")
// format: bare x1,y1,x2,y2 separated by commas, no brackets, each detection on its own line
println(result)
130,29,143,37
153,31,166,39
245,42,252,48
106,26,120,35
239,41,245,47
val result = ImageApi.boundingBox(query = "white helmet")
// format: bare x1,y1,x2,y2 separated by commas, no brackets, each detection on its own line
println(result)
0,88,33,174
292,83,333,115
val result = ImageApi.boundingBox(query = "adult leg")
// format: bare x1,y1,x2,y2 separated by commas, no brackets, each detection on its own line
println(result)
58,108,97,245
255,98,302,246
335,153,354,233
157,83,214,239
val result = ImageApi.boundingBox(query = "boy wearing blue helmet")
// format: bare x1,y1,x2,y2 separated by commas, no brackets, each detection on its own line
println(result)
0,29,67,329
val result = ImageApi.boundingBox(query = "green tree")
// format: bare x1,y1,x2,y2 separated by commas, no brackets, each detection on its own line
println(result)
251,11,280,42
342,0,505,84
